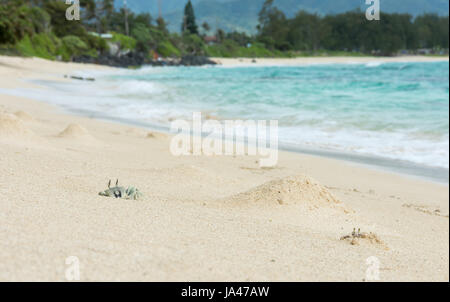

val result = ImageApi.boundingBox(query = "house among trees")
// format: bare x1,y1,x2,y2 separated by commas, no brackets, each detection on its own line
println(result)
203,36,218,45
89,32,113,40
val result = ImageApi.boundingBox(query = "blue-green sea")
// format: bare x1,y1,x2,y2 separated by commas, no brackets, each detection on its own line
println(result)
109,61,448,169
3,61,448,181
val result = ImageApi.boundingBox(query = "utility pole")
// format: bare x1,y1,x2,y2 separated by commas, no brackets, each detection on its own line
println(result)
124,0,129,36
96,1,101,33
158,0,162,19
215,17,219,35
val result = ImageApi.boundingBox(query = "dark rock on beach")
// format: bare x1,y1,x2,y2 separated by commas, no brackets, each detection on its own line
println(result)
147,56,216,67
64,75,95,81
73,51,150,68
179,55,217,66
73,53,217,68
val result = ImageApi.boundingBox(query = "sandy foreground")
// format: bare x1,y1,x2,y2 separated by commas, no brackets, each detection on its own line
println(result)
0,56,448,281
212,55,449,66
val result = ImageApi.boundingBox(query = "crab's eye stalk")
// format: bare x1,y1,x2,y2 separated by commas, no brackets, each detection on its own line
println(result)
108,180,111,188
114,190,122,198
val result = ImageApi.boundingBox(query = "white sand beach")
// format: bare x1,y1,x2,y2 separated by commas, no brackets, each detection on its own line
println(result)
212,55,449,66
0,56,448,281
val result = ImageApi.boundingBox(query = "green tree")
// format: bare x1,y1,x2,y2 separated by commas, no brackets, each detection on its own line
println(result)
182,34,205,54
181,0,198,35
0,2,51,44
287,11,322,51
107,8,131,34
131,23,154,54
99,0,114,32
201,22,210,34
81,0,97,27
61,35,88,59
415,14,448,49
0,2,33,44
256,0,290,50
216,28,225,43
257,0,275,31
226,31,252,47
134,12,152,28
156,17,168,34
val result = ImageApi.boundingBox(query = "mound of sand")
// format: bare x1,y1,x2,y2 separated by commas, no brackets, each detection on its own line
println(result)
14,111,33,122
0,113,34,137
58,123,94,140
226,175,344,208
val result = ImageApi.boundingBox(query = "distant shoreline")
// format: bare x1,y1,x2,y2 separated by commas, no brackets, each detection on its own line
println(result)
211,55,449,66
1,53,447,69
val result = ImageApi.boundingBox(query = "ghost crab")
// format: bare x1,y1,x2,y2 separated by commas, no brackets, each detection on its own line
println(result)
340,228,369,240
99,179,143,200
340,228,387,249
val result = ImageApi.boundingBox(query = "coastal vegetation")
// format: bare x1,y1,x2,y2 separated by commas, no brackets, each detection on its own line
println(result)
0,0,448,64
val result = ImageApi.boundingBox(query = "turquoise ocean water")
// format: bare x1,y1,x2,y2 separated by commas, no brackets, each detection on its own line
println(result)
2,61,448,181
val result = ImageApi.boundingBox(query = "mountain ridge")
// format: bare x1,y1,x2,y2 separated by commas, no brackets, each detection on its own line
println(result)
114,0,450,33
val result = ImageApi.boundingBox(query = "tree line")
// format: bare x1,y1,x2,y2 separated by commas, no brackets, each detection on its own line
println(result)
0,0,448,63
256,0,448,55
